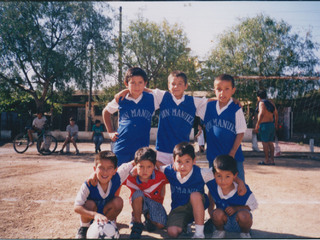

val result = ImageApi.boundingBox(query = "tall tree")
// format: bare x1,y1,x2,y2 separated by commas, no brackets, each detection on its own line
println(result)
122,17,197,90
202,14,320,100
0,2,114,112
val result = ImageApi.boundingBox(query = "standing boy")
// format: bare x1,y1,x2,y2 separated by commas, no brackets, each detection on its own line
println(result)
206,155,258,238
254,89,278,165
74,151,134,239
198,74,247,181
59,117,80,155
123,147,168,239
92,120,104,153
102,67,157,166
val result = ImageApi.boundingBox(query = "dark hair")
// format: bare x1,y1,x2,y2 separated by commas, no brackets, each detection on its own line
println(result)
134,147,156,165
95,119,101,124
173,142,195,161
215,74,235,88
257,89,267,99
124,67,148,84
213,155,238,175
169,70,188,85
95,150,118,168
69,117,76,122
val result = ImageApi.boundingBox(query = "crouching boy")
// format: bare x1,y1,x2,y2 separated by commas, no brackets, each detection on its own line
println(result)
123,147,168,239
74,151,134,238
206,155,258,238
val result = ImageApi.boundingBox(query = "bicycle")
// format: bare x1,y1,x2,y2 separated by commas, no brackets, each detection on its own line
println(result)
13,127,58,155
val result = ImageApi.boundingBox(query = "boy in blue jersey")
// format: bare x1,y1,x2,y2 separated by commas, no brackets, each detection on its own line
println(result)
102,67,157,167
206,155,258,238
157,142,246,238
74,151,134,239
198,74,247,181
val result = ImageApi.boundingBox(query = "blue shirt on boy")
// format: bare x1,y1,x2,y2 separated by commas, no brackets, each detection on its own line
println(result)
162,164,213,210
156,92,196,154
203,100,245,165
112,92,155,158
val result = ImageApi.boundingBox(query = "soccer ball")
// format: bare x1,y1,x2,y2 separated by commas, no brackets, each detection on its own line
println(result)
87,220,120,239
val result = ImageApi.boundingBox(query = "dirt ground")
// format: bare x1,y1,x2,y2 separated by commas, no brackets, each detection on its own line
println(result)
0,141,320,239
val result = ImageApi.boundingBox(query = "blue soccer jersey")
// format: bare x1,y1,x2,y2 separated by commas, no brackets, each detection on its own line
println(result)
206,179,258,211
156,92,196,154
85,174,121,214
163,165,210,210
113,92,155,156
203,100,244,164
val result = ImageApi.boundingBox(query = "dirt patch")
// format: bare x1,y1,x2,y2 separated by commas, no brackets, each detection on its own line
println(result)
0,142,319,238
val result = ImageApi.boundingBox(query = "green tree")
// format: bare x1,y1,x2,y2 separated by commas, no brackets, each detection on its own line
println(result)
0,2,114,112
122,17,198,90
202,14,320,101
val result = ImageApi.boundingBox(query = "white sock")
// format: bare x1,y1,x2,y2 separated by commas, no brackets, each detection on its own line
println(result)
80,221,91,227
195,224,204,235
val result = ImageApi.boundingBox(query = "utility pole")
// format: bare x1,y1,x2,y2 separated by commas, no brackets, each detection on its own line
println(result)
87,45,93,131
118,6,123,91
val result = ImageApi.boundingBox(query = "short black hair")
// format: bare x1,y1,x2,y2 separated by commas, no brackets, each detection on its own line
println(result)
257,89,267,99
124,67,148,84
95,119,101,124
173,142,195,161
169,70,188,85
69,117,76,122
213,155,238,175
95,150,118,168
134,147,156,165
215,74,235,88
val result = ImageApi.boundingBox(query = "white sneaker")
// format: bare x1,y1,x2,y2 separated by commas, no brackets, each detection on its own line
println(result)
192,232,205,239
212,230,226,238
240,232,251,238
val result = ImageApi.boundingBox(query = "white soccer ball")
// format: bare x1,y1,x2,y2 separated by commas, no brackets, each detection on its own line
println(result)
87,220,120,239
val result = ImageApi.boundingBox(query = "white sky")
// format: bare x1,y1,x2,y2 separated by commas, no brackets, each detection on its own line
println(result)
105,1,320,61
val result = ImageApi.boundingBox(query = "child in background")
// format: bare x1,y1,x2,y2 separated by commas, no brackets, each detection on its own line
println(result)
102,67,157,166
59,117,80,155
195,124,205,153
92,120,104,153
74,151,134,239
198,74,247,181
206,155,258,238
123,147,168,239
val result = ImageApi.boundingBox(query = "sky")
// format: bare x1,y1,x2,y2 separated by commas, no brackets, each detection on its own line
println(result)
105,1,320,61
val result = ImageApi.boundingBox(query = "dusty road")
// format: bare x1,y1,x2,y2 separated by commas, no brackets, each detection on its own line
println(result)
0,141,319,238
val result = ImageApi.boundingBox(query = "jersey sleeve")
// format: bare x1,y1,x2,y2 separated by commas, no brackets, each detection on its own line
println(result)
235,108,247,134
200,168,214,183
117,162,134,184
245,193,258,211
152,88,166,109
74,182,90,207
196,99,208,120
104,99,119,114
158,164,169,173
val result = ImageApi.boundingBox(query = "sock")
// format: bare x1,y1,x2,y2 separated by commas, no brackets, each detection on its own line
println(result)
195,224,204,235
80,221,91,227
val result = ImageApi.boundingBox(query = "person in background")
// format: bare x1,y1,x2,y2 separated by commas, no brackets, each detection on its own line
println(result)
254,89,278,165
28,111,47,146
92,120,104,153
59,117,80,155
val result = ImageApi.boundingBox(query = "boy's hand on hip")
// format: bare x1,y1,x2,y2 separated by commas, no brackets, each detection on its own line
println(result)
108,132,119,142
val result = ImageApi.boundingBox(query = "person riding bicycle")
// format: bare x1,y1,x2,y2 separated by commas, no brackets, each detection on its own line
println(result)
27,111,47,147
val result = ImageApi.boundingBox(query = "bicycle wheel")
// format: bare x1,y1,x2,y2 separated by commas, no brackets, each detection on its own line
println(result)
13,133,29,154
37,134,58,155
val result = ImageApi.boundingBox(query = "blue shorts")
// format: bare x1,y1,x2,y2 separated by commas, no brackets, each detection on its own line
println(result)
224,210,252,232
132,190,167,226
259,122,275,142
